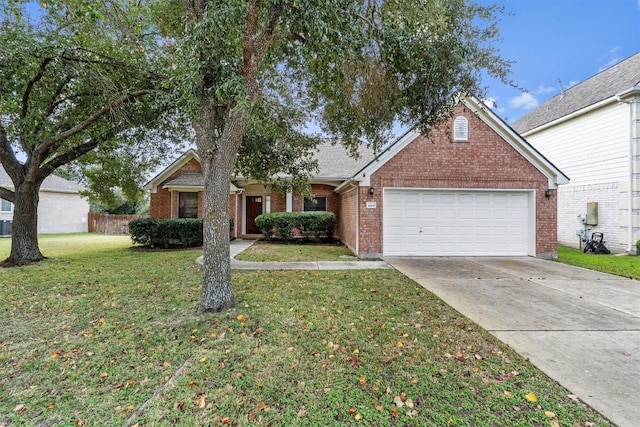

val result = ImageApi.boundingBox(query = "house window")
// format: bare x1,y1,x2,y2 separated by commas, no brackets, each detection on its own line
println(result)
453,116,468,141
1,199,12,213
304,196,327,212
178,192,198,218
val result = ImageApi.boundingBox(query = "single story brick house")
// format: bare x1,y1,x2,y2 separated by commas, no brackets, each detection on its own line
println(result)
145,97,568,258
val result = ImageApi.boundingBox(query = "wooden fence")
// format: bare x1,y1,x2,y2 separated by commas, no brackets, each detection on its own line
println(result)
88,212,148,235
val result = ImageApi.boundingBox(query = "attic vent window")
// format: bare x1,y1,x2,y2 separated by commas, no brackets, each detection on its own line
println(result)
453,116,468,141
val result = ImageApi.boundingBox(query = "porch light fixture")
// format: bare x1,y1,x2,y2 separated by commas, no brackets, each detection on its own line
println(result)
369,187,375,195
545,189,552,198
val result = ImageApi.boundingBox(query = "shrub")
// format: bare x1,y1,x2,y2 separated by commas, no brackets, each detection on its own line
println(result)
255,211,336,242
129,218,204,247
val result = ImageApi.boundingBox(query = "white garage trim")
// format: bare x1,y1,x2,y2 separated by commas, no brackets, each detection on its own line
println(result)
383,188,536,257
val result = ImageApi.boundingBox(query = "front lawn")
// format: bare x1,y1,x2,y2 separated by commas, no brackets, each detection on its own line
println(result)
235,240,356,262
0,234,611,426
557,245,640,280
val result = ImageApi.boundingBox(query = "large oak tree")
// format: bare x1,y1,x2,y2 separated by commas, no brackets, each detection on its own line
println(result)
0,1,182,265
170,0,512,313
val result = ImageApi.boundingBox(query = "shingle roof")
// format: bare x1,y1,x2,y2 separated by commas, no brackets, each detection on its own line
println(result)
0,167,83,193
512,52,640,134
163,171,204,187
312,141,376,179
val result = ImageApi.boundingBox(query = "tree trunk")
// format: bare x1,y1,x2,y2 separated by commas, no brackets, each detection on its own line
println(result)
2,181,44,266
195,99,249,313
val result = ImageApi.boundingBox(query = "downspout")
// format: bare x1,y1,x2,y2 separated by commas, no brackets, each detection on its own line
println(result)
628,100,634,253
617,95,635,252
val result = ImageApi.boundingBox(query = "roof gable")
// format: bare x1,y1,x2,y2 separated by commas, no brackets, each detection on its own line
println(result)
337,96,569,191
144,149,200,192
513,52,640,133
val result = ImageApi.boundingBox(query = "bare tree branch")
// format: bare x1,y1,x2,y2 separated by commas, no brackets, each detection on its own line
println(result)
21,56,54,120
38,126,118,179
33,89,152,161
0,124,24,185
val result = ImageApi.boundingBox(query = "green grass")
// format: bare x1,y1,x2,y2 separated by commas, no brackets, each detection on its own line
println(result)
0,234,611,426
557,245,640,280
235,240,357,262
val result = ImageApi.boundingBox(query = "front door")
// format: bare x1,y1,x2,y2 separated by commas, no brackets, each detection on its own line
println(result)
245,196,263,234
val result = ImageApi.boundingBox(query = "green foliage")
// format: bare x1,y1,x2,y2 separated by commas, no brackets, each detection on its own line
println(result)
170,0,514,184
0,0,186,233
255,211,335,242
129,218,204,248
129,217,234,247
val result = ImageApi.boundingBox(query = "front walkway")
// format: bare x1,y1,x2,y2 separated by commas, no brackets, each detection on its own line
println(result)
196,239,390,270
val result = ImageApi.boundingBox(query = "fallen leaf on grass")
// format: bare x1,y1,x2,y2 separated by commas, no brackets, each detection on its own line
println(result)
545,411,556,418
99,372,109,378
196,396,206,409
503,390,512,397
390,405,398,417
13,404,27,415
525,392,538,403
297,406,306,417
393,396,404,407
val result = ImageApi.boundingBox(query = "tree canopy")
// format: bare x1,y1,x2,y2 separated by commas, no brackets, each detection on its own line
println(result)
167,0,513,313
0,0,184,264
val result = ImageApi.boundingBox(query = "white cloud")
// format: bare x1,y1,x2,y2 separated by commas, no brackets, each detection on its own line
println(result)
599,47,621,71
534,85,555,95
509,92,539,110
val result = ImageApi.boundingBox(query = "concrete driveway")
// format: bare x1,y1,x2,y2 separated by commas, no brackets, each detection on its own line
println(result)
386,257,640,427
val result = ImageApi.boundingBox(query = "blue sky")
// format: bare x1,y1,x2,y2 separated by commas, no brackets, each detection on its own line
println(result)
478,0,640,123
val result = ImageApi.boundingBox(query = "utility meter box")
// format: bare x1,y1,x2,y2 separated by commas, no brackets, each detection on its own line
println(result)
586,202,598,225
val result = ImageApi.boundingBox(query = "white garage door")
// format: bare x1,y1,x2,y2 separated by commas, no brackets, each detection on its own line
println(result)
383,189,532,256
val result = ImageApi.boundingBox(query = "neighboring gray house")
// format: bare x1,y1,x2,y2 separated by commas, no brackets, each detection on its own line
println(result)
0,169,89,234
513,52,640,252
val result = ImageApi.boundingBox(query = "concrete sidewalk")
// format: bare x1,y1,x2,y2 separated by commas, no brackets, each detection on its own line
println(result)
386,256,640,427
197,239,391,270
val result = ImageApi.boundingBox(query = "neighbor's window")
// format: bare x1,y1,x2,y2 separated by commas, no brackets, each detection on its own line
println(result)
0,199,12,213
178,192,198,218
304,196,327,212
453,116,469,141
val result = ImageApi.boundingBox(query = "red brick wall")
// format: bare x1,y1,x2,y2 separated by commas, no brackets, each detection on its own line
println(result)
150,158,203,219
291,184,340,214
338,186,358,253
357,103,557,257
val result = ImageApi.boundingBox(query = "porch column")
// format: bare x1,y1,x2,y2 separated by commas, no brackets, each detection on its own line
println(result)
286,191,293,212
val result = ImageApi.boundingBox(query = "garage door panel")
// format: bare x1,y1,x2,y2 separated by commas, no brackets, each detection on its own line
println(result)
384,190,531,256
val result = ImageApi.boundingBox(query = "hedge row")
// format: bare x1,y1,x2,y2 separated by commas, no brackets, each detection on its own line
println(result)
129,218,234,248
254,211,335,241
